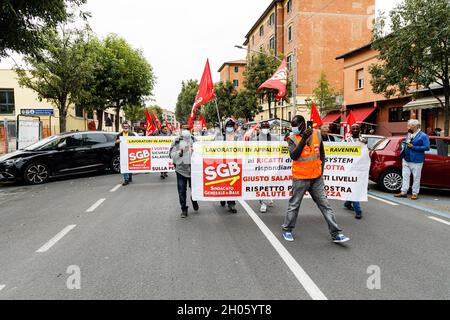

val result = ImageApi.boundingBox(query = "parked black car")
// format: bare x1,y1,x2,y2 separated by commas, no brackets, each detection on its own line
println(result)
0,132,120,185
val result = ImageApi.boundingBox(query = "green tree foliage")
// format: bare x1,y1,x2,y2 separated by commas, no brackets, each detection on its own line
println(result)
203,81,237,124
16,27,93,132
175,80,199,124
124,104,145,128
148,105,164,122
0,0,87,59
310,71,340,115
102,34,156,130
369,0,450,135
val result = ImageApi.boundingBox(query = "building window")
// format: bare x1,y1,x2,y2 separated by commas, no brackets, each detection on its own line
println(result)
288,25,293,42
287,0,292,14
269,36,275,51
288,112,292,121
234,66,239,73
259,26,264,37
356,69,364,90
75,105,83,118
233,80,239,88
268,13,275,26
389,108,410,123
287,54,293,71
0,89,15,114
87,111,94,119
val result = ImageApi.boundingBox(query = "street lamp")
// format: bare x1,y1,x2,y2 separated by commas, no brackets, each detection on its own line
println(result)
235,45,298,117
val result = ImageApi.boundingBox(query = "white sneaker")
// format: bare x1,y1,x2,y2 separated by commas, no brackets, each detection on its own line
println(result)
260,204,267,213
268,200,274,207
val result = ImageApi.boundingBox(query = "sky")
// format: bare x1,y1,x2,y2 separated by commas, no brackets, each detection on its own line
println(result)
1,0,402,112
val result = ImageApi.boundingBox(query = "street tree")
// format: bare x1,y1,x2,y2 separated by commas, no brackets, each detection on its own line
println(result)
124,104,145,129
16,27,93,132
148,105,164,122
203,81,237,124
310,71,340,115
175,80,199,123
102,35,155,130
0,0,87,59
369,0,450,135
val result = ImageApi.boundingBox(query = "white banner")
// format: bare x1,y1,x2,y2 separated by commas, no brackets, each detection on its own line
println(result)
18,120,40,150
191,141,370,202
120,136,177,173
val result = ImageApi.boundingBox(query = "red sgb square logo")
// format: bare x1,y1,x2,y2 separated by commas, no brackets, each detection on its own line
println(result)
203,159,242,198
128,148,151,170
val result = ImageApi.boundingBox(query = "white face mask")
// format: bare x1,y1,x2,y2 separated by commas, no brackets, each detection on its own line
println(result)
261,129,270,135
226,127,234,134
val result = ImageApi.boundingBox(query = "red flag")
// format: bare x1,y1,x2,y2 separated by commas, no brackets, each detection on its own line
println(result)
188,59,215,128
344,111,357,141
151,111,162,131
165,116,175,132
199,115,207,129
257,58,288,99
145,108,157,136
310,102,323,129
244,123,260,141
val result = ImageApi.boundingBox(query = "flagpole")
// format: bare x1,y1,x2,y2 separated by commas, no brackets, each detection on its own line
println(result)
214,98,222,131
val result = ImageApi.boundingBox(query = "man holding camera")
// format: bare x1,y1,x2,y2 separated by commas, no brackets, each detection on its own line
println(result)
282,115,350,243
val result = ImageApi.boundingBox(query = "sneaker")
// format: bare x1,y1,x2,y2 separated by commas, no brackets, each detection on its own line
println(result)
268,200,274,207
220,201,226,207
355,213,362,220
164,172,169,177
282,231,294,242
160,174,166,180
394,193,407,198
181,210,188,218
332,234,350,243
260,204,267,213
411,194,419,200
122,181,129,186
229,205,237,214
193,202,199,211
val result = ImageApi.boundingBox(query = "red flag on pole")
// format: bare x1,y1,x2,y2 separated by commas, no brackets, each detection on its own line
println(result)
310,101,323,129
199,115,207,129
145,108,156,136
344,111,357,141
151,111,162,131
188,59,215,128
257,58,288,100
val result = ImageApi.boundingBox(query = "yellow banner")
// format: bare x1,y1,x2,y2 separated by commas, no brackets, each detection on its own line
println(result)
126,138,174,145
325,146,362,156
202,145,289,156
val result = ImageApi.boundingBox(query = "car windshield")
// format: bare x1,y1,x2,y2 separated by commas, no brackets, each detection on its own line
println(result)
23,136,62,151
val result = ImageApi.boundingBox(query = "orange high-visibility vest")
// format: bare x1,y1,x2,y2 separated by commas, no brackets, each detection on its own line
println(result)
291,130,322,180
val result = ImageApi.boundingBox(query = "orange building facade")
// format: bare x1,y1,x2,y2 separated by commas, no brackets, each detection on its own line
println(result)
244,0,375,120
218,60,246,92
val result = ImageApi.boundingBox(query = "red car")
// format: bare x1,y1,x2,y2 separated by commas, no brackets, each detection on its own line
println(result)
370,136,450,193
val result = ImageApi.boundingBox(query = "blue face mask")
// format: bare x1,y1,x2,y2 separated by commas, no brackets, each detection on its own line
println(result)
291,127,300,134
226,127,234,134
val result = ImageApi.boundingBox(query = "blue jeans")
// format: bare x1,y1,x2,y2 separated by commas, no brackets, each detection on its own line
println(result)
176,172,197,211
122,173,132,182
345,201,362,214
283,177,342,237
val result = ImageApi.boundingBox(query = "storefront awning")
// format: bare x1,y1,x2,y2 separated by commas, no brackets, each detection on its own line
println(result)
341,107,377,125
321,113,341,124
403,96,444,111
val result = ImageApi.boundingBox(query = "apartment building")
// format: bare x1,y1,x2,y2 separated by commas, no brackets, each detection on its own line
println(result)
218,60,247,91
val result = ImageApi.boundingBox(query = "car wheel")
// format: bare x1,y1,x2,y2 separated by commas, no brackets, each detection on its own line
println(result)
110,155,121,174
378,169,403,193
23,163,50,185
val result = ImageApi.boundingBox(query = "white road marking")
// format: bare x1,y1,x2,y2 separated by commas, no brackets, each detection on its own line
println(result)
369,195,398,206
110,184,122,193
86,198,106,212
36,225,76,253
429,216,450,226
0,285,5,291
239,200,327,300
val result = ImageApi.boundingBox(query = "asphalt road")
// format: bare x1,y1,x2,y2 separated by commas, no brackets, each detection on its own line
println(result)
0,172,449,300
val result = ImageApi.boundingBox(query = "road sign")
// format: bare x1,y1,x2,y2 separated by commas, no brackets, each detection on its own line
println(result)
21,109,54,116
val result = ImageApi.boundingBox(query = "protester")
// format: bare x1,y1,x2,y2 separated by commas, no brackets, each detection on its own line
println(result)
219,118,239,214
282,115,350,243
116,122,137,186
252,121,274,213
320,124,335,142
344,124,368,219
395,119,430,200
159,125,170,180
434,128,442,136
169,123,199,218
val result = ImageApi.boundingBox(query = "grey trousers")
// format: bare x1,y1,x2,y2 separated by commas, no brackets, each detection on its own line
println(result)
282,177,342,237
401,160,424,195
